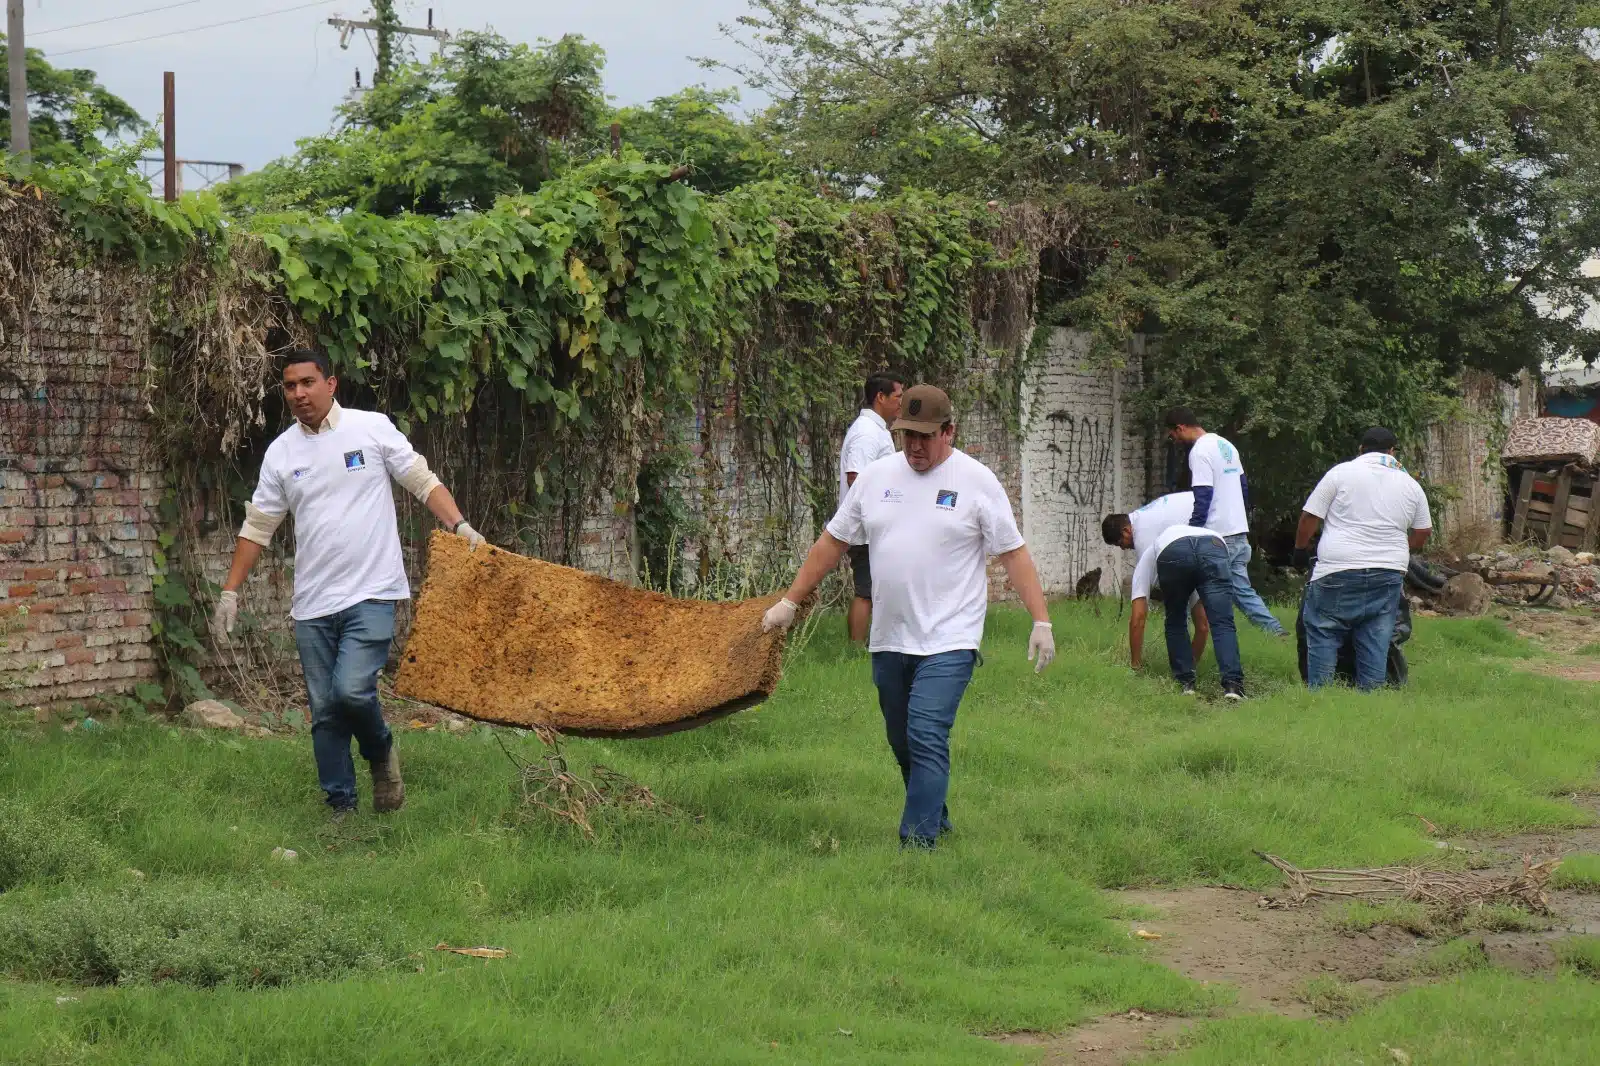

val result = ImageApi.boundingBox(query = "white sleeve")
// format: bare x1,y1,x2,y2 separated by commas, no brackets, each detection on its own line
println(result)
840,428,866,477
826,477,866,544
1411,481,1433,530
1189,439,1217,488
1303,469,1339,518
240,451,289,547
370,414,422,480
1131,546,1158,601
978,470,1025,556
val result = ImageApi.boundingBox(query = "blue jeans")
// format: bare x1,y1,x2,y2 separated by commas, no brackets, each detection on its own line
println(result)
1225,533,1287,635
1303,568,1406,691
1156,536,1244,689
871,650,977,847
294,599,396,810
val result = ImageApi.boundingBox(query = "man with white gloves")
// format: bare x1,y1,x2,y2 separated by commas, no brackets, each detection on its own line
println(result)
211,349,483,819
762,384,1054,849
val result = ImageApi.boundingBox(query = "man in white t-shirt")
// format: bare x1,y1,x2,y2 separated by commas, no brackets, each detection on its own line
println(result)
209,349,484,819
1127,525,1245,699
1294,427,1432,691
1164,408,1287,636
1102,491,1211,657
838,372,905,643
761,385,1055,849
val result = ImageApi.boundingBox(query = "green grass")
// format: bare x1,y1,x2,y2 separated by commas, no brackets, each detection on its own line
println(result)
1552,853,1600,892
1556,936,1600,978
1297,975,1371,1018
1572,642,1600,657
3,605,1600,1063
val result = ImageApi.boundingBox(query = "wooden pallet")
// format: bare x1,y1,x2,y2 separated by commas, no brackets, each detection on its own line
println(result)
1509,464,1600,549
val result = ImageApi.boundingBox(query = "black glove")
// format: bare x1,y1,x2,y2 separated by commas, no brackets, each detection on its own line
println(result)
1291,547,1313,572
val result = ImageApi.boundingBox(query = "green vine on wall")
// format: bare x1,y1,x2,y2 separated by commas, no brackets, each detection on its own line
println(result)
4,154,1056,702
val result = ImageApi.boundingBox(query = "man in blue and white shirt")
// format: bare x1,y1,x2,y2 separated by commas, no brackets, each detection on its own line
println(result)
1164,407,1287,636
837,372,904,643
210,349,483,819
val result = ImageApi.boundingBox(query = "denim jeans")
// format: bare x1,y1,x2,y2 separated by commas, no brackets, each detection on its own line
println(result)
1224,533,1287,635
1156,536,1244,689
1303,568,1406,691
294,599,396,810
870,649,977,847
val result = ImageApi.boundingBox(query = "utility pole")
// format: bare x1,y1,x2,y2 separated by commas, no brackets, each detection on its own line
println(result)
162,72,176,202
6,0,29,159
329,5,448,88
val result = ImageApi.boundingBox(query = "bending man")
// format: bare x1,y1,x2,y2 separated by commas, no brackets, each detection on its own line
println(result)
762,385,1054,849
1128,524,1245,700
1294,427,1431,690
1102,491,1210,657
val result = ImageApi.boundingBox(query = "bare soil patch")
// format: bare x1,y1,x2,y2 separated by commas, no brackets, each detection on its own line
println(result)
1001,797,1600,1065
1499,607,1600,679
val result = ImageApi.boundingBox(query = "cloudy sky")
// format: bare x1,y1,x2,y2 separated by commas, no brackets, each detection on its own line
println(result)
22,0,758,172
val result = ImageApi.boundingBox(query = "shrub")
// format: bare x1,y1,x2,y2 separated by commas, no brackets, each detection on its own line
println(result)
0,882,396,987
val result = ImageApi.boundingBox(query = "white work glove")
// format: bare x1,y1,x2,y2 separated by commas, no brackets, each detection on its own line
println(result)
454,521,485,550
1027,621,1055,673
212,590,239,642
762,598,800,633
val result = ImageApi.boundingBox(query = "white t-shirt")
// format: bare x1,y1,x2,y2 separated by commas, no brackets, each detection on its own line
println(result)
1188,433,1249,536
1303,452,1432,582
838,409,895,544
1129,492,1195,558
1130,526,1224,602
251,408,419,621
827,449,1024,655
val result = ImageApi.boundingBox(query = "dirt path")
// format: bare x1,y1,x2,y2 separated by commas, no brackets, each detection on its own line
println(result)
994,798,1600,1065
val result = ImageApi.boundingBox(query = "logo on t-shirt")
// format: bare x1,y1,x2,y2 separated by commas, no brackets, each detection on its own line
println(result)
343,449,367,472
1218,440,1234,462
880,488,905,504
935,489,959,510
291,466,313,482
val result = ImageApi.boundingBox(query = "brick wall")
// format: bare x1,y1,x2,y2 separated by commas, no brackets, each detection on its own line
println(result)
0,281,162,702
1019,328,1149,596
1419,368,1517,549
6,289,1502,707
668,393,816,593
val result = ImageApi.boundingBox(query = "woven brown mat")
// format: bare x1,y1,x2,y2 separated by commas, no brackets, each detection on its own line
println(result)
393,531,800,737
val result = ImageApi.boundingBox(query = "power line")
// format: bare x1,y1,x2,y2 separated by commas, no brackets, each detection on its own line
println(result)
48,0,344,57
33,0,208,37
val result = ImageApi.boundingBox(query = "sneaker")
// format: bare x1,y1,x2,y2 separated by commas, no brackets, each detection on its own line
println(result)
1181,685,1198,697
1223,686,1246,703
330,805,356,825
370,746,406,813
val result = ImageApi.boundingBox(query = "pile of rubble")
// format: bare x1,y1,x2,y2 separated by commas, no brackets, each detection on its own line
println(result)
1457,545,1600,611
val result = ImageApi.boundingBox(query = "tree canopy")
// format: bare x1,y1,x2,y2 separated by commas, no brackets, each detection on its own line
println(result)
722,0,1600,506
0,36,143,162
222,32,609,216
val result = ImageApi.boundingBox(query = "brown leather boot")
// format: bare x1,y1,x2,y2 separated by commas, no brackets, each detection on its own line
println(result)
370,746,405,813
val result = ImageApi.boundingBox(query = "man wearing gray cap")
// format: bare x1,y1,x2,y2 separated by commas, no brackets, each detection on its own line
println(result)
1293,427,1432,690
761,384,1055,849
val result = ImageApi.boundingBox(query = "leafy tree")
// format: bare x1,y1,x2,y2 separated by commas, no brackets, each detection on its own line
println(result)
0,36,143,161
721,0,1600,520
605,88,779,194
222,31,606,216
